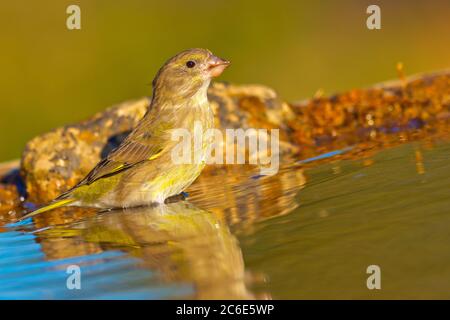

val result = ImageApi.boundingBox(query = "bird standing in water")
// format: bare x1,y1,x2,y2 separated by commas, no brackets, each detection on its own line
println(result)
20,48,230,220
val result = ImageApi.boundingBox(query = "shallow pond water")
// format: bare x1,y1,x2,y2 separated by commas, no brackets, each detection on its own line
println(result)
1,140,450,299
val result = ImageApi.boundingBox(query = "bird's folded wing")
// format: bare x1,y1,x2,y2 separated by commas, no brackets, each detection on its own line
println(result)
82,138,167,186
66,115,176,193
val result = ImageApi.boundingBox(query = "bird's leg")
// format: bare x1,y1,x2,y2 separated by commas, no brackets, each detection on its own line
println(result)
164,192,189,204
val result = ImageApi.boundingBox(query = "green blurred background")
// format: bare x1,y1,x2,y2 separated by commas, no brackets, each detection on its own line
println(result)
0,0,449,161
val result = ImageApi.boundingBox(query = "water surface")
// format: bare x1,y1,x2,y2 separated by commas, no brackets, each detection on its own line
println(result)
1,140,450,299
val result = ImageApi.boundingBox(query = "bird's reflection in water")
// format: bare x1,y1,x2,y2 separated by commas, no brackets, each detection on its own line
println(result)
36,201,254,299
30,164,306,299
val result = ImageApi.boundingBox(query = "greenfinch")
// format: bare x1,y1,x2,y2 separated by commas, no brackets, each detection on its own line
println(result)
20,48,230,220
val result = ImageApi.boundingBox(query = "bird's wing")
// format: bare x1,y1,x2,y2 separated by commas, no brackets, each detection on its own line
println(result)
72,114,175,188
80,140,164,185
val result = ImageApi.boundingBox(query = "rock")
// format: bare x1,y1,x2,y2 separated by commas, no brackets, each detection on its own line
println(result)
0,159,20,178
21,83,296,203
17,71,450,204
0,184,20,213
0,160,22,218
287,70,450,159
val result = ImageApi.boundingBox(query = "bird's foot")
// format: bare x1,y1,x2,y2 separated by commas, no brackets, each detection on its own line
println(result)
164,192,189,204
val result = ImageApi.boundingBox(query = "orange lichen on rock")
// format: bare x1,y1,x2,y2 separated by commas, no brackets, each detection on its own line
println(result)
288,71,450,159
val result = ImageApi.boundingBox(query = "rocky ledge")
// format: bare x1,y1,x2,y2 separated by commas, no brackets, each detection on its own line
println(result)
0,70,449,210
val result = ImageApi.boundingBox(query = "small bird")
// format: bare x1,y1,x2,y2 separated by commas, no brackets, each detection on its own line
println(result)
20,48,230,220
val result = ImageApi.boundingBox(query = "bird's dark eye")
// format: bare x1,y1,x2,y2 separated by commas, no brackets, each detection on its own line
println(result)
186,60,196,68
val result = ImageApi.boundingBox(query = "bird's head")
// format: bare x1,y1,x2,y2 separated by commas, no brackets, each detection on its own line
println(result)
152,48,230,102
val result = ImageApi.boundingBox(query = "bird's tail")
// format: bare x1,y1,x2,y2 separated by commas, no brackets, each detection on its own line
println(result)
18,198,75,221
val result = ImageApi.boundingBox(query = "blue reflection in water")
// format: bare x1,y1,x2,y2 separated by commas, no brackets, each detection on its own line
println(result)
296,146,354,164
0,230,193,299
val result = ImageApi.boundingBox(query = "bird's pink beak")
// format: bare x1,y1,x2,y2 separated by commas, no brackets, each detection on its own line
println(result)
207,55,230,78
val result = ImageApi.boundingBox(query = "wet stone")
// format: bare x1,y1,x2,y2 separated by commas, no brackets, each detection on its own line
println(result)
0,184,20,213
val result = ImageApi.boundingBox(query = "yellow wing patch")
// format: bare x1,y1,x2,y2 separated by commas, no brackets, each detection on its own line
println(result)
111,164,125,173
148,149,163,160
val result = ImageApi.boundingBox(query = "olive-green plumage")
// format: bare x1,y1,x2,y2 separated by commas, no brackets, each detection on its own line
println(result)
20,48,230,220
